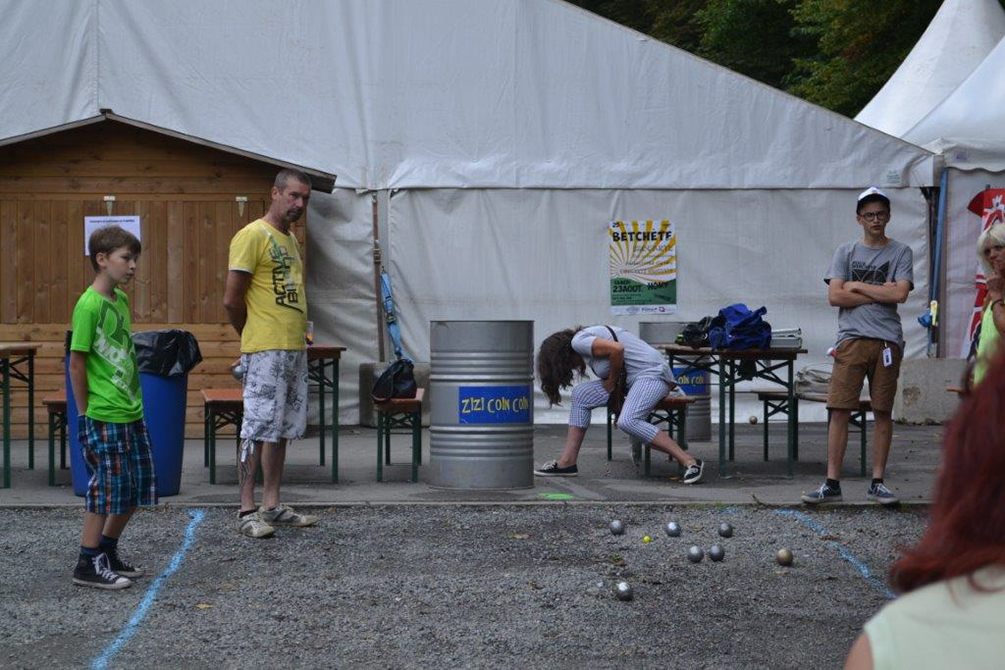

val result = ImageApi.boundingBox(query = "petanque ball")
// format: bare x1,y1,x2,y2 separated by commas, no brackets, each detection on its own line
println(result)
687,545,704,563
610,520,625,536
615,581,633,601
709,544,725,562
665,521,682,537
749,415,758,424
231,364,245,381
777,548,794,567
642,535,652,544
718,522,734,538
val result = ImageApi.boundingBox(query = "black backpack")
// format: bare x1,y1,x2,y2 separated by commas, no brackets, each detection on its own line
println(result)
371,358,417,403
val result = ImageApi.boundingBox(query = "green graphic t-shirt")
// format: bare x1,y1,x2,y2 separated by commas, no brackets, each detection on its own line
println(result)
70,288,144,423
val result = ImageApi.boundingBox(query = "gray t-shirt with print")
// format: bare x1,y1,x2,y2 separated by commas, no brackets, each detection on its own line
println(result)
825,239,913,346
571,325,669,387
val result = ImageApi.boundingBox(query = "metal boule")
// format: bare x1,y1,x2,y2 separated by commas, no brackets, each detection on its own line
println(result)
665,521,681,537
687,545,704,563
777,548,794,567
709,544,725,562
231,364,245,381
718,522,733,538
610,520,625,536
615,581,633,601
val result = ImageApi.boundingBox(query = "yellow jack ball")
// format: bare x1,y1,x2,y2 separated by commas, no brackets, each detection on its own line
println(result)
642,535,652,544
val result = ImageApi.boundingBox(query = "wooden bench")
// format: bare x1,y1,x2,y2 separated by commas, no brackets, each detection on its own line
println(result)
374,388,424,483
42,392,68,487
755,389,800,463
798,392,870,477
607,394,695,477
202,388,244,485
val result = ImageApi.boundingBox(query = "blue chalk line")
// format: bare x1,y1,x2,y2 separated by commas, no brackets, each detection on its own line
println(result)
92,509,206,670
774,509,896,600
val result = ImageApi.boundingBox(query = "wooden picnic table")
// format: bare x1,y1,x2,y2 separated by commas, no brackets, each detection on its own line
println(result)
0,343,43,488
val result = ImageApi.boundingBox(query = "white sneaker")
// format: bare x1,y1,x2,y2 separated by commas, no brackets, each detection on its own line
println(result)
258,504,318,528
238,511,275,538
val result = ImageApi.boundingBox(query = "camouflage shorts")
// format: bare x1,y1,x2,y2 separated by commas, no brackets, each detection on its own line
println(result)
240,349,309,443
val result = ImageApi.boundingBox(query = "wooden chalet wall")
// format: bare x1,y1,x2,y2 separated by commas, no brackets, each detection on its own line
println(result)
0,121,307,438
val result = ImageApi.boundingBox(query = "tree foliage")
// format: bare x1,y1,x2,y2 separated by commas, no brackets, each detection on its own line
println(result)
569,0,1005,116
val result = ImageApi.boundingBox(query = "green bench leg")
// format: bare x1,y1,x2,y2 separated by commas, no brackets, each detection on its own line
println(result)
411,411,420,483
59,416,66,469
208,410,216,485
377,412,384,483
48,411,55,486
606,411,613,461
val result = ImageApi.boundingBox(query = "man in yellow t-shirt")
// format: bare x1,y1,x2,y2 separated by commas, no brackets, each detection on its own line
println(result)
224,168,319,539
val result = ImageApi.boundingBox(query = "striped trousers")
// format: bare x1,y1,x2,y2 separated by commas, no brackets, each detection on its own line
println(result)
568,376,672,443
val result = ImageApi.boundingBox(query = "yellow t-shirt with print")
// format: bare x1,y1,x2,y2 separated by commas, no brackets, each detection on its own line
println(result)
228,219,307,353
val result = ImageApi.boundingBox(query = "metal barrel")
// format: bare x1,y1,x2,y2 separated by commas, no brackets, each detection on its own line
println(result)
429,320,535,489
639,321,712,442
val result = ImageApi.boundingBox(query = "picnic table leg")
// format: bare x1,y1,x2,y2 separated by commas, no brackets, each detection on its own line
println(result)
787,359,795,478
718,357,727,477
203,405,210,467
28,352,35,470
317,360,326,467
728,360,735,461
763,399,769,461
2,361,10,488
332,359,340,484
48,409,55,486
793,395,799,461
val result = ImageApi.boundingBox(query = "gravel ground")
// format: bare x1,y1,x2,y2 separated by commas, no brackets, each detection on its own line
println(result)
1,505,927,669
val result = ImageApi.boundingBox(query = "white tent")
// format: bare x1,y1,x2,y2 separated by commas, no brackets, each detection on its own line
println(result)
0,0,939,422
855,0,1005,139
903,32,1005,358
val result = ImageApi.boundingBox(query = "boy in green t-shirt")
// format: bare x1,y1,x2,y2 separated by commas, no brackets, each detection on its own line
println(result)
69,226,157,590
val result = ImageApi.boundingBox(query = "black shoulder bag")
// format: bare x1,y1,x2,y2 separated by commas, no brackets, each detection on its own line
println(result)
604,326,628,419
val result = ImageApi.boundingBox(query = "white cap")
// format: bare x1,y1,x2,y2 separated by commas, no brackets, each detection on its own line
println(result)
857,186,889,202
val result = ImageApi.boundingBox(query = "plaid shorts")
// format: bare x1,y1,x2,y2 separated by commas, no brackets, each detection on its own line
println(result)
79,416,158,515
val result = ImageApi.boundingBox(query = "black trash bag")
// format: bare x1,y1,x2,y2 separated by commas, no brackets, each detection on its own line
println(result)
371,358,417,403
132,330,203,377
676,316,715,348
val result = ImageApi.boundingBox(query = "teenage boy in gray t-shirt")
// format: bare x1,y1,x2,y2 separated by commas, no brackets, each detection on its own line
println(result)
803,187,913,507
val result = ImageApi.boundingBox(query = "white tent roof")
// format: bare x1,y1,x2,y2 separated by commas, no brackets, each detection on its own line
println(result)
904,30,1005,171
855,0,1005,139
0,0,937,189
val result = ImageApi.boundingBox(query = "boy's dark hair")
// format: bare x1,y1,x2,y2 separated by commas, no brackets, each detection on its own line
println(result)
89,226,141,272
274,168,312,192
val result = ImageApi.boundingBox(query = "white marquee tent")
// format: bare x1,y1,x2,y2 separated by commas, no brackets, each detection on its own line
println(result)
904,30,1005,358
0,0,939,422
855,0,1005,139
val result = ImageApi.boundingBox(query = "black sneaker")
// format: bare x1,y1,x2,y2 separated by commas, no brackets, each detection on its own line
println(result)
682,459,704,485
73,553,132,590
867,482,900,506
534,460,578,477
801,482,843,505
106,549,143,578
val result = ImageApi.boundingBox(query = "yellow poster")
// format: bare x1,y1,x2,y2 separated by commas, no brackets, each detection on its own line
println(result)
608,219,676,315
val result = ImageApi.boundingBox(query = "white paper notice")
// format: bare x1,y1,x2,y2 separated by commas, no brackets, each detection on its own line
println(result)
83,216,141,255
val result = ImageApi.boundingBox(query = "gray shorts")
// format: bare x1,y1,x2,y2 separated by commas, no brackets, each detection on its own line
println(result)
240,349,309,443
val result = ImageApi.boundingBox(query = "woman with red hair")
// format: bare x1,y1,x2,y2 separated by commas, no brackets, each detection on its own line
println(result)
844,353,1005,669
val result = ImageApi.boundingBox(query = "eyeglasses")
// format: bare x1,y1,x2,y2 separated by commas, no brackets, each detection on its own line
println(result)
859,212,890,222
